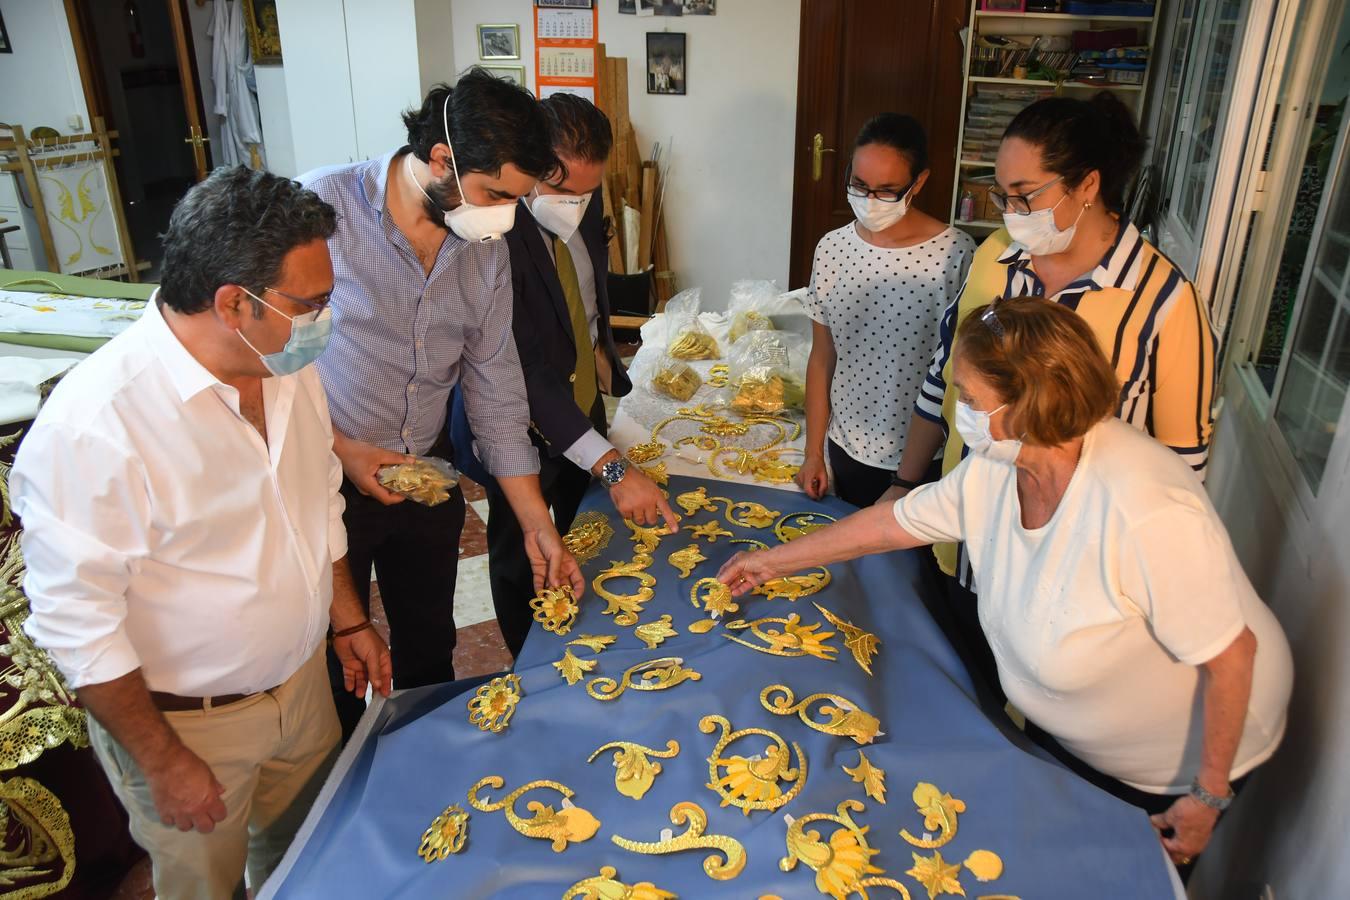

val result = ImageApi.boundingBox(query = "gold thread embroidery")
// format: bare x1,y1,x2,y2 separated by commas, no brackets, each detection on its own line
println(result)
760,684,881,745
593,553,657,627
553,648,598,686
780,798,911,899
773,511,838,543
611,801,746,881
753,569,832,602
466,675,522,733
587,739,680,800
562,866,677,900
626,441,668,465
813,603,880,676
843,750,887,804
467,777,599,852
0,776,76,897
587,657,702,702
667,543,707,578
687,619,719,635
699,714,807,815
634,615,678,649
691,578,739,618
684,521,734,543
529,585,579,635
723,614,838,660
417,804,469,861
964,850,1003,883
725,500,780,529
900,782,966,849
906,850,964,900
563,511,614,565
567,634,617,653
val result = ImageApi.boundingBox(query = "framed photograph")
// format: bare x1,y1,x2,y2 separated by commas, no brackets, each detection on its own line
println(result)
619,0,636,12
646,32,687,95
482,65,527,87
0,12,11,54
640,0,684,14
478,24,521,60
241,0,283,65
683,0,716,13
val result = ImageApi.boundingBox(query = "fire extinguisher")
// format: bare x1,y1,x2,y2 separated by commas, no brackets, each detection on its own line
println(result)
125,0,145,59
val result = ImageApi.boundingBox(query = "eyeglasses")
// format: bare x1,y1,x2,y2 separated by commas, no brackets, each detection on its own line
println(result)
264,287,332,323
988,175,1064,216
844,166,917,204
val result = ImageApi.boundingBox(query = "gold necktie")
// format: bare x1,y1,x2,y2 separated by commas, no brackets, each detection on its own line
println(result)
554,236,598,414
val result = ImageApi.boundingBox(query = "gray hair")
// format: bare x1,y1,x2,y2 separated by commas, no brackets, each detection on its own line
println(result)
158,166,337,315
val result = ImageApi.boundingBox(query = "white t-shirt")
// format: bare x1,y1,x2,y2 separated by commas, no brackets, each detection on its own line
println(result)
805,222,975,470
892,419,1292,792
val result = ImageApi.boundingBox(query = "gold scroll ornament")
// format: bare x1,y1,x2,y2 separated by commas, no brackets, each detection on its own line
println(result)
587,739,680,800
466,675,522,734
587,657,702,702
723,614,837,661
690,578,739,618
467,776,599,852
611,801,746,881
667,543,707,578
417,803,469,862
753,568,832,602
530,585,579,635
773,511,837,543
0,776,76,898
684,521,734,543
554,634,618,685
635,615,678,649
563,511,615,565
760,684,881,745
593,552,657,626
699,714,806,816
900,782,965,849
626,441,668,465
562,866,677,900
780,798,911,899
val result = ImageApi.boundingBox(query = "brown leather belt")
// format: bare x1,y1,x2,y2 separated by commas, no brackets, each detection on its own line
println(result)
150,686,278,712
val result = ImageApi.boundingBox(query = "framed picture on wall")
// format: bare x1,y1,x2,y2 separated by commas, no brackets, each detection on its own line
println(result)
482,65,528,87
478,24,521,60
646,32,686,95
0,12,11,54
242,0,283,65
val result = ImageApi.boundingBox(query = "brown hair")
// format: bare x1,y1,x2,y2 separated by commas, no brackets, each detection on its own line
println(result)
956,297,1119,446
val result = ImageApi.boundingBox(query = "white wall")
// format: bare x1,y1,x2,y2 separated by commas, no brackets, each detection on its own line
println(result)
255,66,296,177
0,0,88,131
446,0,802,305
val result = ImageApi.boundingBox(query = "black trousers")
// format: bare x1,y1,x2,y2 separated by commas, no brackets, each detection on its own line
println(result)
487,453,593,658
827,439,894,508
327,476,466,741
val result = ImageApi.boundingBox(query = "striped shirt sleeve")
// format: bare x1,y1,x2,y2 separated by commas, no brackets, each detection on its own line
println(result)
914,294,960,424
1150,280,1216,480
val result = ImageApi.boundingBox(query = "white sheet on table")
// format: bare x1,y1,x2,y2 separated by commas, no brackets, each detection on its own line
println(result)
0,357,77,426
0,289,146,338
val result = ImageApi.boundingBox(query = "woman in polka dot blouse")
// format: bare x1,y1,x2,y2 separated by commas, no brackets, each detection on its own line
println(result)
799,114,976,506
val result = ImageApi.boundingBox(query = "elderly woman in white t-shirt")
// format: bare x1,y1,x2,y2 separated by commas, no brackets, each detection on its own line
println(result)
718,297,1292,868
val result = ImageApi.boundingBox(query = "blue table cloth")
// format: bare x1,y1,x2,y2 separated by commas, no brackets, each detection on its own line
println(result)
262,475,1174,899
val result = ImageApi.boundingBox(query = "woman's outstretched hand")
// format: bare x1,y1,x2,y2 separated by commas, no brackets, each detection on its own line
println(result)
717,549,784,598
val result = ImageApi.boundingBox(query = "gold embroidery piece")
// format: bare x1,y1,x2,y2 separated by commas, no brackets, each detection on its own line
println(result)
627,521,672,554
627,441,668,465
752,451,801,484
640,462,670,486
774,512,838,543
753,569,832,602
729,538,770,552
725,501,780,529
843,750,887,804
723,614,837,660
684,521,734,543
779,798,911,899
687,619,719,635
568,634,618,653
708,363,731,387
708,447,755,479
635,615,678,649
652,362,703,400
667,543,707,578
587,739,681,800
553,648,598,686
0,776,76,898
700,418,749,437
467,776,599,852
611,801,747,881
813,603,880,676
900,783,966,849
562,866,678,900
467,675,522,733
691,578,740,618
699,715,807,815
964,850,1003,883
562,511,614,565
530,586,579,635
669,331,720,360
587,657,703,701
906,850,963,900
417,804,469,861
675,486,719,516
760,684,881,745
593,554,657,626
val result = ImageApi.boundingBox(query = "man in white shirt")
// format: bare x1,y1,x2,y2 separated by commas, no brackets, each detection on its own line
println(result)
10,167,392,900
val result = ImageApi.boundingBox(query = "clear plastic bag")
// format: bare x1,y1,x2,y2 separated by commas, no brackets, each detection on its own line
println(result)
650,356,703,401
724,330,807,415
377,456,460,506
664,288,721,360
727,279,783,343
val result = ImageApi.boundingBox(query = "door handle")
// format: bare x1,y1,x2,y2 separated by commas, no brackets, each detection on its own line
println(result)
811,132,835,182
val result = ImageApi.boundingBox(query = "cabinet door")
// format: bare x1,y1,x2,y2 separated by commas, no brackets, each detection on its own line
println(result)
343,0,424,163
275,0,359,174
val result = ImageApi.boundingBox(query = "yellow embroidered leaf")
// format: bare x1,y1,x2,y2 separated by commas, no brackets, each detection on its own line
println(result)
842,750,887,804
553,648,597,686
906,850,966,900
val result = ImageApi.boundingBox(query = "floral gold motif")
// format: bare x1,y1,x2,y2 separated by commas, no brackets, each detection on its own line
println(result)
760,684,881,745
700,418,749,437
684,521,734,543
687,619,719,635
554,648,598,686
530,585,579,635
699,715,807,815
640,462,670,486
780,798,912,899
635,615,678,649
691,578,739,618
611,801,746,881
964,850,1003,883
723,614,837,660
563,511,615,565
587,657,702,701
588,739,681,800
900,783,965,849
627,521,672,554
467,675,522,733
813,603,880,676
675,486,719,516
725,501,780,529
467,776,599,852
568,634,617,653
667,544,707,578
0,775,76,897
753,568,832,602
626,441,668,465
562,866,678,900
843,750,887,804
906,850,963,900
593,554,657,626
417,803,469,861
773,512,838,544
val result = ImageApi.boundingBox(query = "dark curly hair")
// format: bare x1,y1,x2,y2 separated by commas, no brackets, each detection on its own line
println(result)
158,166,336,316
541,92,613,163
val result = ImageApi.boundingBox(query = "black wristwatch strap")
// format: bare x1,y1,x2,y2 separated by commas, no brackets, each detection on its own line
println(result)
890,473,921,490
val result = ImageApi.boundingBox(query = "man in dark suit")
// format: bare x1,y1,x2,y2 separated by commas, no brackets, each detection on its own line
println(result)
452,94,678,657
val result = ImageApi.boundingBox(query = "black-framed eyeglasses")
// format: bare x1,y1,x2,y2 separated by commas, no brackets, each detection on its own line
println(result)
844,165,917,204
988,175,1065,216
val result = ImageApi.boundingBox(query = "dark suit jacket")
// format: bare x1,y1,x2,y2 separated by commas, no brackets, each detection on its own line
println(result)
450,188,631,486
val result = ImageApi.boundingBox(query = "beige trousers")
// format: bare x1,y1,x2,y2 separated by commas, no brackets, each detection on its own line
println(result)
89,648,341,900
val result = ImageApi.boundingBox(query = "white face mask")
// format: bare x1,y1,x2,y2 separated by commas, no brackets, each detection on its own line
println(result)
1002,192,1085,256
848,192,910,233
954,400,1022,464
529,188,591,243
405,96,519,242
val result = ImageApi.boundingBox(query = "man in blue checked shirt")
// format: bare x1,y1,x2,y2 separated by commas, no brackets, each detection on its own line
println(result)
300,70,584,738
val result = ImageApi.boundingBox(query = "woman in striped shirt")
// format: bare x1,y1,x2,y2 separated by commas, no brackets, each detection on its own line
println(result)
884,92,1217,706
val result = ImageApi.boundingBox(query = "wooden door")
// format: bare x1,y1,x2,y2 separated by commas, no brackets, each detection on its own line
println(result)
788,0,970,288
165,0,211,179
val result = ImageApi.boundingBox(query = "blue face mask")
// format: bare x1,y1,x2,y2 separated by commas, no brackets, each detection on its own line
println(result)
237,288,332,376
